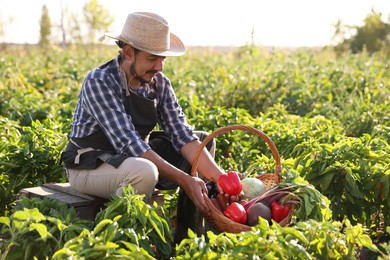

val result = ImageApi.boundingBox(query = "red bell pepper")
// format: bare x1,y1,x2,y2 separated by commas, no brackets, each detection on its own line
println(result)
223,202,247,224
270,201,290,223
217,171,242,195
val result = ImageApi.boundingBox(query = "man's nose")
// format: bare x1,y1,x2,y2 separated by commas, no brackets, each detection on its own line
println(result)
154,57,165,71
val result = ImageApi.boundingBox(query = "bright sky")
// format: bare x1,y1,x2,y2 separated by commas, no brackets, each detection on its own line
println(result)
1,0,389,47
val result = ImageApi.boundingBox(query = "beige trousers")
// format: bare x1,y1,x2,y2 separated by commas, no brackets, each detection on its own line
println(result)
67,157,159,202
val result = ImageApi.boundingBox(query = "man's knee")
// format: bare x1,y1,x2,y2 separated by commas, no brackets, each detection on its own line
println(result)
137,158,159,184
118,158,159,198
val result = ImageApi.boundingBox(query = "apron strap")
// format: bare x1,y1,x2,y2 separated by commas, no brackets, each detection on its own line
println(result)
75,147,100,164
71,138,102,165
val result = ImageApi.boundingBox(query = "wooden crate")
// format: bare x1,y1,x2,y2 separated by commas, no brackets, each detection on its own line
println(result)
18,183,107,220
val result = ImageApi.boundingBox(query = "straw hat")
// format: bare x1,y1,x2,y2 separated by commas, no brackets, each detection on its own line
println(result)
103,12,185,56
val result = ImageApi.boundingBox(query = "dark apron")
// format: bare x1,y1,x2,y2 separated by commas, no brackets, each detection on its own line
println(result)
61,89,213,190
61,90,157,170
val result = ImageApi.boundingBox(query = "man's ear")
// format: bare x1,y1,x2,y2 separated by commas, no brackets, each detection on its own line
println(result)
123,45,135,60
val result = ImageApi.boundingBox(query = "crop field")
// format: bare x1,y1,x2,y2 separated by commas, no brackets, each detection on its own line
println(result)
0,44,389,259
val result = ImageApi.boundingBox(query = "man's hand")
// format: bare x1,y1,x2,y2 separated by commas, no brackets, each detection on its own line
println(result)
181,175,209,213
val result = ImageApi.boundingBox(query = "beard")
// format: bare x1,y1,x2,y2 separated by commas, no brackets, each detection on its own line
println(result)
129,62,156,85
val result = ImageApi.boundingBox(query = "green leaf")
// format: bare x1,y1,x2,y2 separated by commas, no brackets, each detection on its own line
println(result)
148,211,166,242
282,226,309,244
103,221,119,243
12,210,29,221
51,248,73,258
136,202,148,226
30,223,49,240
93,242,119,250
302,193,315,217
28,208,46,222
320,171,336,190
357,234,378,252
304,158,312,167
345,167,361,198
380,173,390,207
47,216,67,232
122,228,139,245
93,219,113,234
0,216,10,226
119,240,139,252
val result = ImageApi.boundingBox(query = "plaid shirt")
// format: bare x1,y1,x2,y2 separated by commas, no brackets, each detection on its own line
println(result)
69,57,197,157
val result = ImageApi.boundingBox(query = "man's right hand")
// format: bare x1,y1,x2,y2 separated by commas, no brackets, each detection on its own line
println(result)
180,175,209,213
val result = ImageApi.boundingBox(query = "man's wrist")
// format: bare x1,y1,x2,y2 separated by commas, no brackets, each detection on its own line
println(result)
176,171,193,187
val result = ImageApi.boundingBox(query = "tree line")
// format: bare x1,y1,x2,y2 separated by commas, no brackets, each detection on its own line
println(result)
0,0,112,50
1,0,390,54
38,0,113,49
332,9,390,54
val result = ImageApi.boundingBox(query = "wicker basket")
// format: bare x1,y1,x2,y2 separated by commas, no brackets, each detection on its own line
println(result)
191,124,291,233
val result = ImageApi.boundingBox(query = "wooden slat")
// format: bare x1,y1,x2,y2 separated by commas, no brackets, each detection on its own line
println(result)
18,183,109,220
19,186,93,207
42,183,97,201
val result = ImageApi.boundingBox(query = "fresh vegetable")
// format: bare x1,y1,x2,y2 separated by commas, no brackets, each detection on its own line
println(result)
270,201,290,223
246,202,272,226
241,177,267,199
218,171,242,195
223,202,247,224
243,183,331,222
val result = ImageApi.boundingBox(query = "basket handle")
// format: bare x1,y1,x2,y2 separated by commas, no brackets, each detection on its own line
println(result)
191,124,281,178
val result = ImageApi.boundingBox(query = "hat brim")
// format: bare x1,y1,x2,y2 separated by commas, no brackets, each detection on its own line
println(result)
103,32,186,57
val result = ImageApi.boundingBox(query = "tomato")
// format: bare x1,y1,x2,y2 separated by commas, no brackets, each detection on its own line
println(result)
217,171,242,195
270,201,290,223
223,202,247,224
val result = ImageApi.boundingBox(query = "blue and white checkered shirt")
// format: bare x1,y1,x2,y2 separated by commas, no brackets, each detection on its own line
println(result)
69,57,197,157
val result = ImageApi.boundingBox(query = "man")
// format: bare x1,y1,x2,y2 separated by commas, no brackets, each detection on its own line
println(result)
61,12,225,242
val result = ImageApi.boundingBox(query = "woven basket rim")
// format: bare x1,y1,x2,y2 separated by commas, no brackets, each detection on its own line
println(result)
191,124,281,178
191,124,289,233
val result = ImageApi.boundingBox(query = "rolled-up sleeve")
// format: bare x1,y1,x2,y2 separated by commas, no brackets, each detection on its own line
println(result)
155,74,198,152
